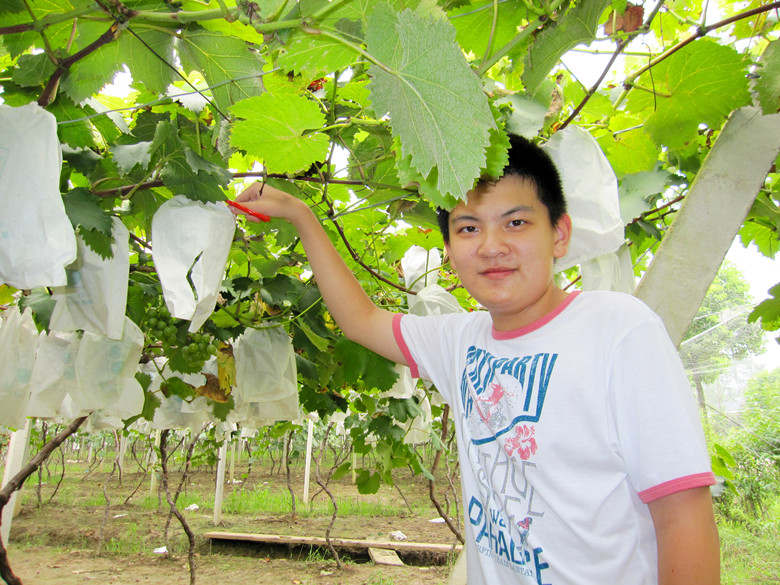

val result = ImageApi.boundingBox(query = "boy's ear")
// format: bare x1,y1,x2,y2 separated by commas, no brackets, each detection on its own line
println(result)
553,214,572,259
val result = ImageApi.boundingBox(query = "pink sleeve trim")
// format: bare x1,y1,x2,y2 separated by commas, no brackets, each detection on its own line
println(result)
638,472,717,504
392,314,420,378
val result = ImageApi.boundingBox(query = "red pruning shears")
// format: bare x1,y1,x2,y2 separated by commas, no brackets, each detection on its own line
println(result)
226,199,271,222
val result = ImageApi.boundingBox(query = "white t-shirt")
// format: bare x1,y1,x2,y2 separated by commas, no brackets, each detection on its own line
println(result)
393,290,715,585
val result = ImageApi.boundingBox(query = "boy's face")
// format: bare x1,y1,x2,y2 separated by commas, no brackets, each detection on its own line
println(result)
445,175,571,332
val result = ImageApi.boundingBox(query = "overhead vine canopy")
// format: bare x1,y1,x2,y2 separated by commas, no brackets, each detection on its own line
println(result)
0,0,779,473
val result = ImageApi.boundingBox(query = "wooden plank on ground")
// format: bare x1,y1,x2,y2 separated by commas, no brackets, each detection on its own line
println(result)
204,531,461,556
368,547,405,566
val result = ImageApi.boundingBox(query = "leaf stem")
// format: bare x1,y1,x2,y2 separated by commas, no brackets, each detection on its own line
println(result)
306,27,396,75
480,0,500,69
130,7,238,24
0,5,94,35
310,0,351,20
476,14,544,76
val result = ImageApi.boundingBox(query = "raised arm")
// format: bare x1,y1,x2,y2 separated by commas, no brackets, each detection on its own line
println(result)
648,486,720,585
232,182,407,366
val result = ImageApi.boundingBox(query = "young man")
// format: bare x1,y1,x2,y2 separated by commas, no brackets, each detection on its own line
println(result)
231,135,720,585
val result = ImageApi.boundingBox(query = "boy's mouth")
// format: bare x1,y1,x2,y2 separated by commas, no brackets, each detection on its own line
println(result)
480,267,515,279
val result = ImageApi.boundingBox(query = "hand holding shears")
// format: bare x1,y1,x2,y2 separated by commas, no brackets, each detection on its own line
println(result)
226,199,271,222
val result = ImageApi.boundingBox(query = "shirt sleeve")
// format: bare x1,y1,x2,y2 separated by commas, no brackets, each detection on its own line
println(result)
609,308,715,502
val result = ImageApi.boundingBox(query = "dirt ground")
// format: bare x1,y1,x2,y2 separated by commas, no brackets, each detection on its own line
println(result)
8,547,450,585
3,465,461,585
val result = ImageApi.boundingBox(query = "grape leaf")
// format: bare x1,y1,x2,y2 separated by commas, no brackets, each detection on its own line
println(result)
78,226,114,259
0,0,26,13
160,156,229,203
449,0,524,60
1,0,75,58
356,469,381,494
60,19,124,105
627,39,751,150
18,289,56,329
481,113,510,179
11,52,57,86
748,283,780,332
120,26,177,95
335,337,398,390
276,30,360,78
600,115,658,177
177,26,266,117
48,97,99,149
297,319,331,352
229,88,330,174
738,220,780,258
755,39,780,116
62,188,114,234
138,377,162,422
387,397,422,423
150,120,229,202
366,3,495,202
111,141,153,172
522,0,611,94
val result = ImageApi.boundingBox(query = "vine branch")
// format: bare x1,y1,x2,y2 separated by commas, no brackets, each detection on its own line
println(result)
613,1,780,108
38,24,119,107
559,0,666,131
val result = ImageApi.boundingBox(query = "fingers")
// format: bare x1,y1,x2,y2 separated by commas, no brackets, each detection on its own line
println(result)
235,181,264,203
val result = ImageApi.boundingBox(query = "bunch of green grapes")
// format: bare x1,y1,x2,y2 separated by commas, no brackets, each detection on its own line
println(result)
181,331,219,367
144,306,218,370
145,306,179,346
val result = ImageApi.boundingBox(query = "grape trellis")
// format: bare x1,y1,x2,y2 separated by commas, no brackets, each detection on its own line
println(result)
1,0,779,583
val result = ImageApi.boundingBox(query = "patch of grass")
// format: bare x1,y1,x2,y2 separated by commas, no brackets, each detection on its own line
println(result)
719,516,780,584
103,522,145,555
363,572,396,585
137,491,209,511
222,486,427,518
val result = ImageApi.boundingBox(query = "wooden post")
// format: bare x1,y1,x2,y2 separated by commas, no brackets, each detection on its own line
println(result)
302,418,314,505
148,429,161,498
229,438,236,484
635,107,780,346
118,434,128,479
213,440,228,526
1,419,32,544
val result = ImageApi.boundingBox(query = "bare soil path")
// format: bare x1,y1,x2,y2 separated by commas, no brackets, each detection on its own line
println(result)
3,465,460,585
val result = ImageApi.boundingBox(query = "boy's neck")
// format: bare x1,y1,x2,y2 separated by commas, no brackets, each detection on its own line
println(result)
490,286,570,333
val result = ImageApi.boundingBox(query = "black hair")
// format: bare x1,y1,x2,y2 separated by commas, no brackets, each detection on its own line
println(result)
436,134,567,243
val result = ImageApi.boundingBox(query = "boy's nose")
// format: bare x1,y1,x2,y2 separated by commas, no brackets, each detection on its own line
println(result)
477,229,509,257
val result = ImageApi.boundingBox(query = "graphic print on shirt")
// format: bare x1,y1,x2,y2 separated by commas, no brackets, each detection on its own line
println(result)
460,346,558,582
461,346,556,444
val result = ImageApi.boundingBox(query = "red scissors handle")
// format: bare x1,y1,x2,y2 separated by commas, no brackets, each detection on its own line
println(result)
226,199,271,222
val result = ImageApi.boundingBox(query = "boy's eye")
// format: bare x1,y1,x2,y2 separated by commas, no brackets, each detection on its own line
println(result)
461,225,477,233
509,219,525,227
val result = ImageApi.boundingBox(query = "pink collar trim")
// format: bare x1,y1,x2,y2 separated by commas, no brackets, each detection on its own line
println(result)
492,291,581,340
